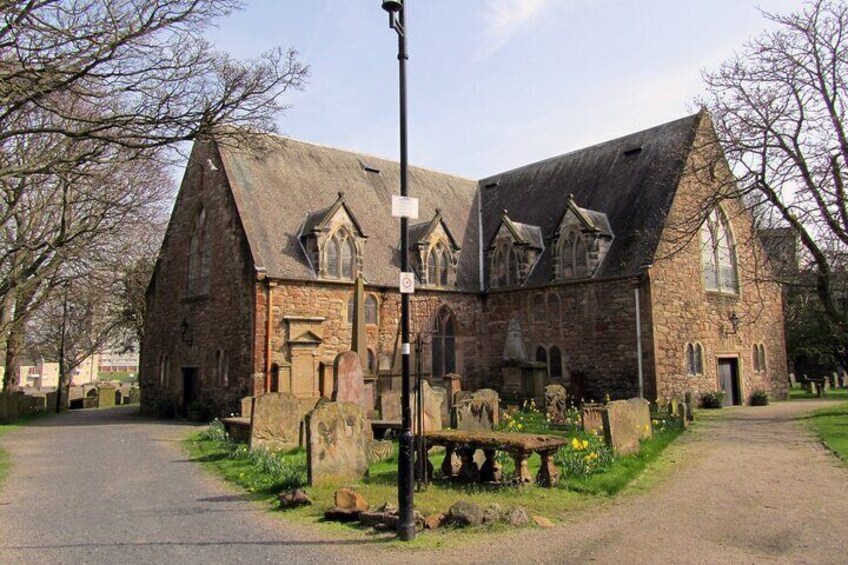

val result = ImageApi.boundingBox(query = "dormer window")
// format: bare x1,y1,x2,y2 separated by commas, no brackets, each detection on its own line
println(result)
410,209,460,288
488,211,543,289
553,195,613,281
300,192,367,281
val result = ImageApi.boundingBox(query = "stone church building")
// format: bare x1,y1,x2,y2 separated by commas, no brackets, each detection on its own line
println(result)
140,111,788,417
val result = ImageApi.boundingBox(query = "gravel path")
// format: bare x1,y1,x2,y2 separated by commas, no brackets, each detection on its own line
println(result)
1,401,845,564
0,406,367,565
398,399,848,564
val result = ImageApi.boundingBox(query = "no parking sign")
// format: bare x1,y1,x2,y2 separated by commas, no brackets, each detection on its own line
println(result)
399,272,415,294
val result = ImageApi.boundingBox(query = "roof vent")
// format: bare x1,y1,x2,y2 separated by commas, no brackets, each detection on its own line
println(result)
359,159,380,174
484,179,500,189
623,146,643,157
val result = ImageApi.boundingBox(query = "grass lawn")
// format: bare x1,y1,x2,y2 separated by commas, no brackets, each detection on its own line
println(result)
803,401,848,462
184,413,684,546
788,386,848,401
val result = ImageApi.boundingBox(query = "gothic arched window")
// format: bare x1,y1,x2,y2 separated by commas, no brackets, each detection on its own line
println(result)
700,207,738,293
508,248,521,285
365,294,378,325
549,346,563,380
535,345,548,377
187,207,211,296
574,237,589,277
561,233,575,278
432,307,457,378
325,229,356,280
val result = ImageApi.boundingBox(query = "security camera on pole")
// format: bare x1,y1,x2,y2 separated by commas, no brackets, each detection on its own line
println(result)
381,0,416,542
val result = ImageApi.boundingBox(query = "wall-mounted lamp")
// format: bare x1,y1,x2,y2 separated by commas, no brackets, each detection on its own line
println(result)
727,311,740,334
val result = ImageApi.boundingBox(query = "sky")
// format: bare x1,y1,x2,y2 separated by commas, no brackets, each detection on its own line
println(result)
205,0,803,179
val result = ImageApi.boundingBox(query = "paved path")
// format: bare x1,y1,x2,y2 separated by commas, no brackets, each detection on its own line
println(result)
0,406,368,565
1,401,846,564
408,399,848,564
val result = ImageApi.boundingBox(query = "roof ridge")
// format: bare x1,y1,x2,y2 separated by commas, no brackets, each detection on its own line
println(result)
479,112,702,181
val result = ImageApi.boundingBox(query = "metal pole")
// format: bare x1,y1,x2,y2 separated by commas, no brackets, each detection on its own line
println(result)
394,3,415,541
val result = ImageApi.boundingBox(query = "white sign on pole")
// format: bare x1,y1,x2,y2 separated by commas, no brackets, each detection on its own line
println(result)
391,195,419,219
399,272,415,294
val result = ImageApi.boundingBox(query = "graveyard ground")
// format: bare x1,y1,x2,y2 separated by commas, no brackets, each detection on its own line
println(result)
803,400,848,460
184,415,685,547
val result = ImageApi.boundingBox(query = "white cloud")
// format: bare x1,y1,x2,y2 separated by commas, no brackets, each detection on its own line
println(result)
479,0,551,58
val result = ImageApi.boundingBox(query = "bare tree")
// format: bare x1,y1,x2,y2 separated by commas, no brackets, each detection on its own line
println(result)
700,0,848,364
0,0,308,389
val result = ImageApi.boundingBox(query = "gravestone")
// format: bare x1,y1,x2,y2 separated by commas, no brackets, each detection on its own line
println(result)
306,401,369,486
684,391,696,422
543,384,567,424
241,396,254,419
788,373,797,387
332,351,368,412
97,385,116,408
833,372,840,389
453,389,499,431
128,387,141,404
581,403,605,434
250,392,318,451
379,381,444,432
602,398,652,456
628,398,652,440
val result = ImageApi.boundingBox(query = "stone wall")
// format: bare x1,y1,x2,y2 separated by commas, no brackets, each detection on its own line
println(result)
252,282,482,397
479,277,653,402
140,141,256,417
648,117,789,402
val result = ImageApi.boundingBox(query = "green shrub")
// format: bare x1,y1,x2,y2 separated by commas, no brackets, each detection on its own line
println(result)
700,391,725,409
750,389,769,406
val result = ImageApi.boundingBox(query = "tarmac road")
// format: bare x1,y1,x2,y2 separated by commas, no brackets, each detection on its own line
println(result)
0,406,368,565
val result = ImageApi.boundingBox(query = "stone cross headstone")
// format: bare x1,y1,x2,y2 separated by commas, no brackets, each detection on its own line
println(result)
332,351,368,412
305,401,369,486
543,384,567,424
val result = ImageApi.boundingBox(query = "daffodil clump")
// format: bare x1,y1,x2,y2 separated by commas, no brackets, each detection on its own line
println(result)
555,430,615,478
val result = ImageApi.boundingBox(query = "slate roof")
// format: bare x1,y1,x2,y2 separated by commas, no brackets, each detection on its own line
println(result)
217,137,480,289
212,112,702,292
479,112,702,287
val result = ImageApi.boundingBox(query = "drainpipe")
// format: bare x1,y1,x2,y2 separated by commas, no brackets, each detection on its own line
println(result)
634,284,644,399
265,280,275,394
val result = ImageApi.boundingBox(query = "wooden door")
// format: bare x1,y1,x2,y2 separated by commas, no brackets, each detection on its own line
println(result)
718,359,740,406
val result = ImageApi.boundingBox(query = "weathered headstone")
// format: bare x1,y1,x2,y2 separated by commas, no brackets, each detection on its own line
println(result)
250,392,317,451
543,384,567,424
628,398,652,440
602,398,652,456
332,351,368,412
581,403,605,434
453,389,499,431
306,401,369,486
240,396,254,419
788,373,797,387
378,381,444,432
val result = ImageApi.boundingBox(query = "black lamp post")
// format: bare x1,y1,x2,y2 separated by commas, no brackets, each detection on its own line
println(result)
381,0,415,541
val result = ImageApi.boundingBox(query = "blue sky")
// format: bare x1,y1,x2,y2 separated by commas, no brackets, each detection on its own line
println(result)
206,0,801,178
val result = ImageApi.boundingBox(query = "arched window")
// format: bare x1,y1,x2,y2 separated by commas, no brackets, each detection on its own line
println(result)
495,248,507,287
325,230,356,280
187,207,211,296
365,294,378,325
535,345,548,376
533,294,546,323
549,346,563,380
438,246,449,286
341,238,354,279
700,208,738,293
686,343,704,375
508,248,521,285
432,307,456,378
758,344,767,373
574,237,589,277
216,349,229,386
159,355,169,387
752,344,760,372
428,250,437,284
547,294,561,323
561,234,575,278
326,237,340,278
